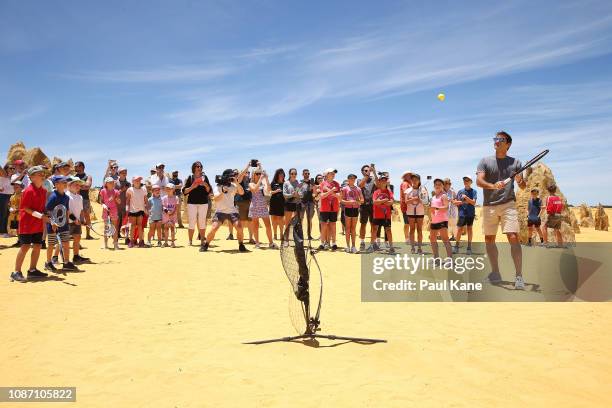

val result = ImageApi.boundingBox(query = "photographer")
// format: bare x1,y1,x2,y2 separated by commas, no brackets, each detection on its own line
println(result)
230,162,255,243
200,169,247,252
298,169,315,240
182,161,212,249
201,169,247,252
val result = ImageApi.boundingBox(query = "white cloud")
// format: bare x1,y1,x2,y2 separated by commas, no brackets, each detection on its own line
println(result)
69,65,233,83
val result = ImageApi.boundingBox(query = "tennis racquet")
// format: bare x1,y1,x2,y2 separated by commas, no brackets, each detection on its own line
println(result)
502,149,549,186
50,204,68,263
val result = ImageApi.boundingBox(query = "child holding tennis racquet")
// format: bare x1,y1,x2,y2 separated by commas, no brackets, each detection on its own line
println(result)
10,166,49,282
100,176,120,250
162,184,178,247
67,176,90,264
44,175,77,272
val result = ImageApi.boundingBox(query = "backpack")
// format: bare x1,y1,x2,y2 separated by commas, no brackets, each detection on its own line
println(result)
546,195,564,215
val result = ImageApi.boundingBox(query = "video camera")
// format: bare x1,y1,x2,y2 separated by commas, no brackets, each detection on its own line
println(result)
215,169,235,187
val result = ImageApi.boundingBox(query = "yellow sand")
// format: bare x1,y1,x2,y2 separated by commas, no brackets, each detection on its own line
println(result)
1,204,611,407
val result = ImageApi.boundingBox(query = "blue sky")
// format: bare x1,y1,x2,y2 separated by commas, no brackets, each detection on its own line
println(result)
1,0,612,204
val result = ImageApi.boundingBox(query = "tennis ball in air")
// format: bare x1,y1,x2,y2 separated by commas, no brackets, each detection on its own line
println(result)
437,93,445,102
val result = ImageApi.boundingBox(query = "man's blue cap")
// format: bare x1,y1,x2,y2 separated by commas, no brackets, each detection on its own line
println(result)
51,175,69,184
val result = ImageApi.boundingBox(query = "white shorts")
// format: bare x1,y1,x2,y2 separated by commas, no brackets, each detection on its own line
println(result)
482,201,519,236
187,203,208,230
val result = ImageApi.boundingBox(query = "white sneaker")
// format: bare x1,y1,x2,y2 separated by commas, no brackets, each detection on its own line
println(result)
351,246,357,254
514,276,525,290
255,243,261,249
345,247,351,253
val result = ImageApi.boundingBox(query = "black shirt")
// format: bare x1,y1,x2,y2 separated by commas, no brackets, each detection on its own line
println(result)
183,174,211,205
235,176,252,202
300,179,314,203
75,172,90,202
170,177,182,197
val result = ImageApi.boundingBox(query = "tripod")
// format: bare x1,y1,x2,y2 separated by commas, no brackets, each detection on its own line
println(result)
244,222,387,346
243,319,387,345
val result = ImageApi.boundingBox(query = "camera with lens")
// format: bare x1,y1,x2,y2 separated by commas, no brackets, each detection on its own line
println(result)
215,169,235,187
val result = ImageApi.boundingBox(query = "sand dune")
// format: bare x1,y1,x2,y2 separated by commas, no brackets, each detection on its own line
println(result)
0,202,610,407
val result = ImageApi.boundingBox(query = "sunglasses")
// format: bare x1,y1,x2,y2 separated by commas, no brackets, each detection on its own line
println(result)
493,137,507,143
290,172,297,175
195,165,202,168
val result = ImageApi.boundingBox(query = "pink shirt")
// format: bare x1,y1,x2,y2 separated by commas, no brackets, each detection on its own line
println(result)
341,185,362,209
162,195,178,223
430,193,448,224
100,188,119,219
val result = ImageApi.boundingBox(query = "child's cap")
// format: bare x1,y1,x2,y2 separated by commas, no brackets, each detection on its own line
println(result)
132,175,143,182
104,176,115,184
152,184,161,190
27,165,45,176
347,173,357,179
13,159,25,165
68,176,84,184
462,175,472,181
11,180,23,186
51,175,69,184
323,168,337,176
531,188,539,193
165,183,175,189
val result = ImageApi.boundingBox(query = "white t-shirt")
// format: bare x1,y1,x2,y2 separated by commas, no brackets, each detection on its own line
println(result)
404,186,426,216
0,176,13,195
215,185,238,214
149,174,168,189
67,191,84,221
128,186,147,212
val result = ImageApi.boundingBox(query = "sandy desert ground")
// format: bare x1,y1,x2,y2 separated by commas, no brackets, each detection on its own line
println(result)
0,204,610,407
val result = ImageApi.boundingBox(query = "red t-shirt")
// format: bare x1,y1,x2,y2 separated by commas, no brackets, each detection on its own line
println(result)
373,188,393,219
319,180,340,212
399,181,412,213
19,184,47,234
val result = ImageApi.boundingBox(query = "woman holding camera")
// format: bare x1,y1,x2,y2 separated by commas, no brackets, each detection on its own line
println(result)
269,169,285,240
248,168,276,249
182,161,212,249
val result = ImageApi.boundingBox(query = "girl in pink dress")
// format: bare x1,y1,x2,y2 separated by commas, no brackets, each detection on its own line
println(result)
99,177,120,249
162,184,178,247
429,178,453,260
